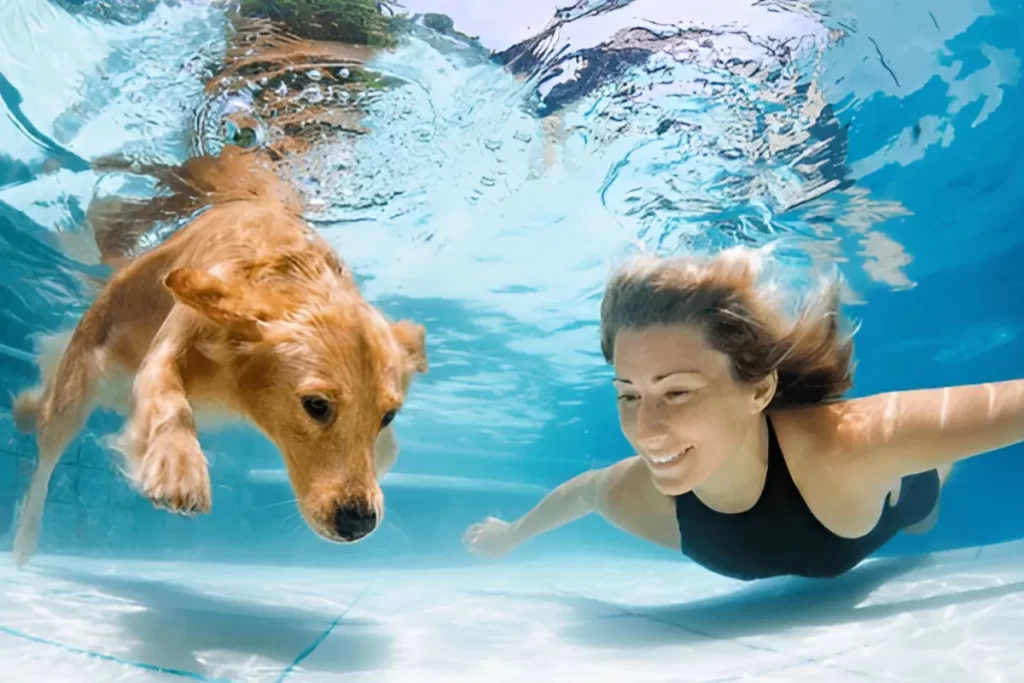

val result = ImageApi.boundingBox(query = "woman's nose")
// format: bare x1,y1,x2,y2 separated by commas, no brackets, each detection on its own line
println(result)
635,403,669,450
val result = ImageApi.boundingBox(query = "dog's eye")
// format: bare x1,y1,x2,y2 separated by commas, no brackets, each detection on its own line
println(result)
301,395,334,424
381,410,397,429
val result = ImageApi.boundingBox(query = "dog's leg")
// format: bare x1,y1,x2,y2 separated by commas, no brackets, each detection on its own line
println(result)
121,315,211,515
12,335,102,567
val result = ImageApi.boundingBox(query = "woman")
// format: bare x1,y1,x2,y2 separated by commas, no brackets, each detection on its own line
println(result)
463,247,1024,581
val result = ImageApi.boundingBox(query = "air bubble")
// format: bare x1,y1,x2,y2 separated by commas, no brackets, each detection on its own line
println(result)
300,85,324,104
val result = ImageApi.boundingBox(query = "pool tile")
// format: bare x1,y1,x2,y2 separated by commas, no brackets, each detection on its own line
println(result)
0,629,185,682
819,588,1024,681
975,538,1024,562
287,613,794,682
0,551,1021,683
729,661,879,681
0,556,372,683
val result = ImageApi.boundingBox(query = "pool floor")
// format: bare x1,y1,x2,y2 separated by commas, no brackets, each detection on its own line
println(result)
2,540,1023,682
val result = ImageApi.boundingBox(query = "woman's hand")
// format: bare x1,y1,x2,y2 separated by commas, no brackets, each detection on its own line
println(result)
463,517,518,558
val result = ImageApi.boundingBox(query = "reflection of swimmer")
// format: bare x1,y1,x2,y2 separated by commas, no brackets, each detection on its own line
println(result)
464,247,1024,581
491,6,849,180
494,11,914,291
493,27,653,169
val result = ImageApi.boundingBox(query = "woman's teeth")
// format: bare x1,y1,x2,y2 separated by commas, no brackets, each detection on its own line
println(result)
649,446,693,465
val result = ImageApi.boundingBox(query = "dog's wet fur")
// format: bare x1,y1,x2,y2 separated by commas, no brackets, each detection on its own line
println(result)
11,145,428,567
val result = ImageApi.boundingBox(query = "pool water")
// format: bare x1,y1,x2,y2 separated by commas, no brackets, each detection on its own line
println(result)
2,0,1023,680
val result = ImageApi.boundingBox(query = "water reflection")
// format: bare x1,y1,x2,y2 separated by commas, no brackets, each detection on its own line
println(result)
0,0,1016,435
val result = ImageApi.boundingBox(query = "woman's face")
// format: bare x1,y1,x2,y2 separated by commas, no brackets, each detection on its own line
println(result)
612,323,770,496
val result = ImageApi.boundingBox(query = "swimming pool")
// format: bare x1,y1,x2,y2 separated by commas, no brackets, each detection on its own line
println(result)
1,0,1022,680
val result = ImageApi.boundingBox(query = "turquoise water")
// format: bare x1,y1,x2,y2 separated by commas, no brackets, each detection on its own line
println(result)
1,0,1023,680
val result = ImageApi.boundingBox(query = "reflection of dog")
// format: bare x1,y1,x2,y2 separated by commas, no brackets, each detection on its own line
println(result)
202,16,381,164
11,145,429,568
84,9,395,265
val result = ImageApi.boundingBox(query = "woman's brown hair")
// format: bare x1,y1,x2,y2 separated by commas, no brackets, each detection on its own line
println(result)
600,248,856,409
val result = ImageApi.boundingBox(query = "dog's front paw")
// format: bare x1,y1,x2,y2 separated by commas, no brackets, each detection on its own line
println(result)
137,431,212,515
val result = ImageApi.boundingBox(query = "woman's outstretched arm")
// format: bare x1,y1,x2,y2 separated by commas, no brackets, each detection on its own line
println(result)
832,378,1024,477
463,456,680,557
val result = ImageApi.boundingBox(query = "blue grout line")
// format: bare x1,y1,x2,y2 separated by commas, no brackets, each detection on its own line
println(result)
273,581,375,683
0,624,229,681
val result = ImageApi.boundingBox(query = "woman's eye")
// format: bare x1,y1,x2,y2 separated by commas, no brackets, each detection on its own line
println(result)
617,394,639,403
664,390,692,402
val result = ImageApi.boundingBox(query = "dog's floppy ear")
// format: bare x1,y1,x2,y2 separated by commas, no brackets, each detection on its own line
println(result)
164,267,277,338
391,320,428,373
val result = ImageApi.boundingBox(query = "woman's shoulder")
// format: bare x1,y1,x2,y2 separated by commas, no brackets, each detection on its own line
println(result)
768,402,854,462
779,380,1024,478
597,456,672,510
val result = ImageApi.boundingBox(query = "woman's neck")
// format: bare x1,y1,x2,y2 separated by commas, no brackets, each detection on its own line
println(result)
692,414,771,514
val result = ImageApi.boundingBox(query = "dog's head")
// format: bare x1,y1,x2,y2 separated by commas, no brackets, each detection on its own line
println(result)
164,252,427,543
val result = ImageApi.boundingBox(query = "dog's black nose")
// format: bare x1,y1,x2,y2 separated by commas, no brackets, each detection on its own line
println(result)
333,503,377,541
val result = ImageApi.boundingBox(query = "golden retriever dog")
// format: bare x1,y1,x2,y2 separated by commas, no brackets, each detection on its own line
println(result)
10,144,428,568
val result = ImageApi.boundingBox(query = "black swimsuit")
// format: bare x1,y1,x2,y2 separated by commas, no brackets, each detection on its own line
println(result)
673,417,941,581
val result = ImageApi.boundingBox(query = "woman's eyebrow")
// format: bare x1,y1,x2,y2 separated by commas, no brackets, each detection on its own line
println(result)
613,370,702,384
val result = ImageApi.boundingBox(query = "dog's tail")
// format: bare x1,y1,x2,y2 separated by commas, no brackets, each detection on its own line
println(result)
88,145,303,273
91,145,302,213
12,387,43,433
11,329,76,433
